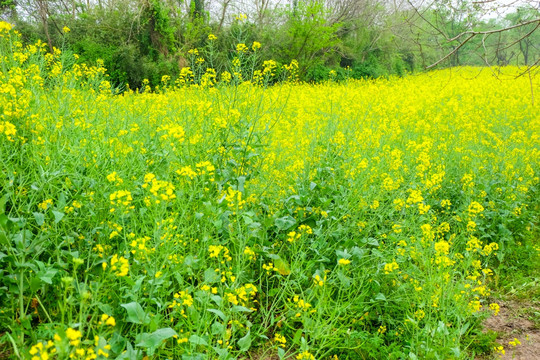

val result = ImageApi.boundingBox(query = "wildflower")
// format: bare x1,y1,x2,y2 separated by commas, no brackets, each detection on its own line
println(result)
274,333,286,347
38,199,53,211
107,255,129,277
0,120,17,141
62,26,70,33
172,290,194,307
252,41,261,51
296,351,315,360
236,43,248,53
287,231,301,243
467,201,485,215
235,13,247,21
489,303,500,316
0,21,13,32
208,34,217,40
407,190,423,205
100,314,116,326
313,273,325,286
441,199,452,208
338,258,351,266
508,338,521,347
66,328,82,346
434,240,450,255
243,246,256,261
384,261,399,274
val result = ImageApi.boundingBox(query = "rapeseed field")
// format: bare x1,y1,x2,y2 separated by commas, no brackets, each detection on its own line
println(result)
1,22,539,360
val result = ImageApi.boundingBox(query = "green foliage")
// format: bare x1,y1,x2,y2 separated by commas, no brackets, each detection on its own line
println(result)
0,0,15,12
1,0,537,86
278,1,342,75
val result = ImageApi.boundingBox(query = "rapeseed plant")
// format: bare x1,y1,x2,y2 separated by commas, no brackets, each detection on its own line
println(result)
0,22,538,359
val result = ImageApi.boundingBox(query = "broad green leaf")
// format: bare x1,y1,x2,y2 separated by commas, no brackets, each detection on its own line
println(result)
275,215,296,230
189,334,208,346
231,305,252,313
121,302,149,325
207,308,226,321
52,210,64,224
33,212,45,226
237,331,251,352
37,268,58,284
204,268,220,283
136,328,177,355
274,257,291,276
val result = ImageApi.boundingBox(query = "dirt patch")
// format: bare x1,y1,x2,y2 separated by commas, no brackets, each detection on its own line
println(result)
482,301,540,360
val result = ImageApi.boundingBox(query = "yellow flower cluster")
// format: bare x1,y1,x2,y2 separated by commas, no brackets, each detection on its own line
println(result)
142,173,176,204
103,254,129,277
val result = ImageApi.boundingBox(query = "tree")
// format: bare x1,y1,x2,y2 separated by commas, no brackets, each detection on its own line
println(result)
404,0,540,69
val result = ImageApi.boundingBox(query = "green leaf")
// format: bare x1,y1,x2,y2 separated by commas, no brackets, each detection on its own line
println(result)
115,342,136,360
121,302,150,325
211,321,225,335
231,305,252,313
33,212,45,226
213,346,228,357
189,334,208,346
237,331,251,352
337,271,351,288
136,328,177,355
0,230,9,246
207,308,226,321
292,329,302,344
52,210,64,224
0,214,8,230
275,215,296,230
0,193,9,214
37,268,58,284
274,257,291,276
366,237,379,246
204,268,220,283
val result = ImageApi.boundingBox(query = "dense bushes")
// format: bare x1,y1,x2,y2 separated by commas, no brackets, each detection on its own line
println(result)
1,1,538,86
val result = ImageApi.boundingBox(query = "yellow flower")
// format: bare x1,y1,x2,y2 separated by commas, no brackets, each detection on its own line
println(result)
236,43,248,53
66,328,82,346
62,26,70,33
100,314,116,326
384,261,399,274
489,303,500,316
235,13,247,21
274,333,286,346
38,199,53,211
252,41,261,51
0,21,13,32
508,338,521,347
107,254,129,277
296,351,315,360
208,34,217,41
338,258,351,266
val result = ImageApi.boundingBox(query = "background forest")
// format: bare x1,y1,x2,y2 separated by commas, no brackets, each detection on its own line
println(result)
1,0,538,86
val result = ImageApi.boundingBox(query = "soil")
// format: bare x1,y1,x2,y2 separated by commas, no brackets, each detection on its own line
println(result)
482,301,540,360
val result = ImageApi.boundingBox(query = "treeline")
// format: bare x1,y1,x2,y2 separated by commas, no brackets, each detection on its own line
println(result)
1,0,538,87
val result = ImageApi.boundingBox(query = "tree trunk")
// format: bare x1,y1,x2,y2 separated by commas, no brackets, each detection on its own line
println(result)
37,0,54,53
